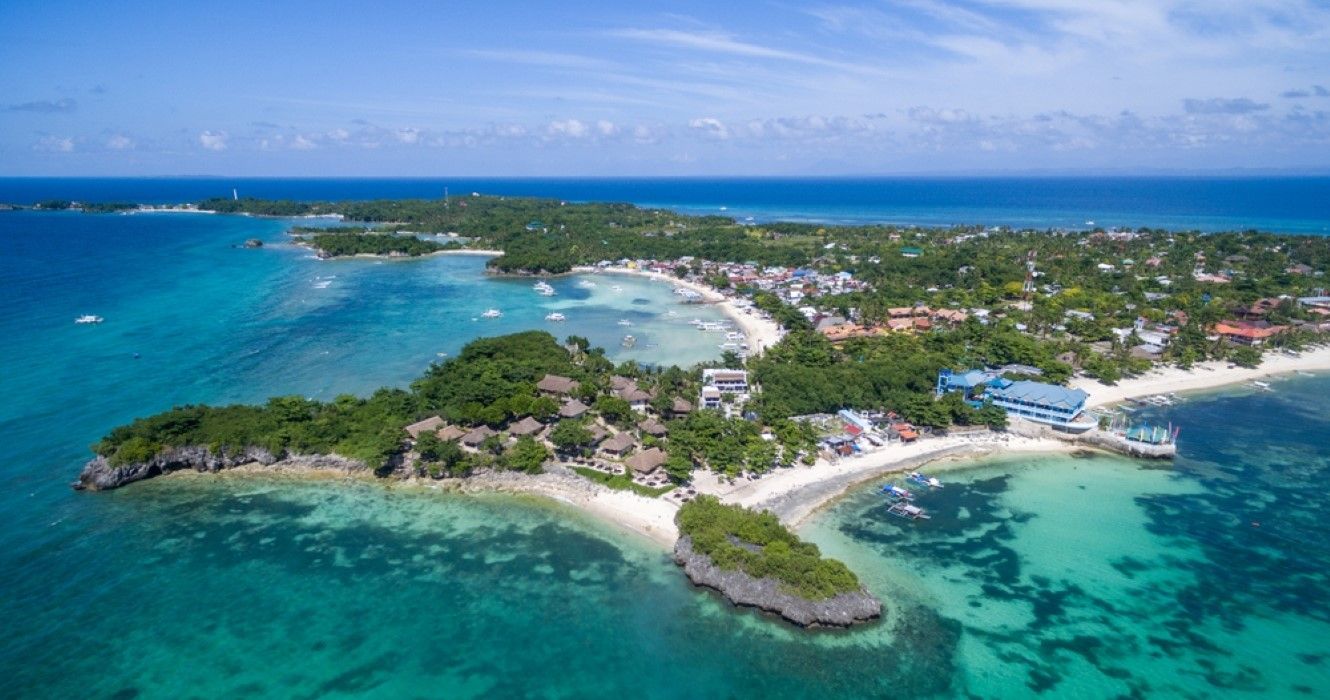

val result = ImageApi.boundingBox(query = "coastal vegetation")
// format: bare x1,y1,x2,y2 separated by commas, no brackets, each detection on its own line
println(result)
676,496,860,600
301,232,454,258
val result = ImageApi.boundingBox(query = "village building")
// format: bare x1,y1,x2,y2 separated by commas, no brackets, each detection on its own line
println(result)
436,425,467,443
404,416,444,439
461,425,498,449
508,416,544,438
625,447,668,476
599,432,636,457
637,417,668,437
536,374,578,397
558,399,590,419
1213,321,1286,346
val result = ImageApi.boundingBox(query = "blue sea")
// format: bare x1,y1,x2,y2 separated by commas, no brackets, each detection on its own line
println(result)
2,183,1330,697
2,175,1330,233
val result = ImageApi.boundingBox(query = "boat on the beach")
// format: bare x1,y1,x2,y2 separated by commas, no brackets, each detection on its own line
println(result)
725,331,744,341
74,315,104,325
481,309,503,318
545,312,566,322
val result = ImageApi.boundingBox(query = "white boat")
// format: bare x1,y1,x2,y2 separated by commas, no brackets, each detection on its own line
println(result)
725,331,744,341
1252,380,1272,390
576,280,597,289
617,319,633,326
611,285,623,292
621,334,636,347
718,342,741,351
666,310,678,317
481,309,503,318
545,312,566,322
74,315,104,325
533,281,556,296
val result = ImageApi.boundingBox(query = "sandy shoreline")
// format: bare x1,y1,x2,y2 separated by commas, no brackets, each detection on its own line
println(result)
1073,344,1330,408
574,266,783,356
691,434,1076,529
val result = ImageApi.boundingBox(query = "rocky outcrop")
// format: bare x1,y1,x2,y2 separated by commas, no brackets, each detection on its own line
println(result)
672,536,882,628
242,238,264,248
73,446,367,491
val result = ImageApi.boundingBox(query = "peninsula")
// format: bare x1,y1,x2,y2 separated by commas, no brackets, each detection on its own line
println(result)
67,192,1330,626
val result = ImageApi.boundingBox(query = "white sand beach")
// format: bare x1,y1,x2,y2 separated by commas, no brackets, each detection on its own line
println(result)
1072,344,1330,409
574,265,783,356
456,468,680,547
691,433,1075,528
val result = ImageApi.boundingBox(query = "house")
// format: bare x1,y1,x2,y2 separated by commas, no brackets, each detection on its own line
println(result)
610,375,636,392
1213,321,1285,346
891,423,919,442
599,432,636,456
699,386,723,410
436,425,467,442
625,447,668,476
1287,263,1314,276
900,246,922,258
508,416,544,438
637,417,668,437
404,416,444,439
586,424,609,445
461,426,498,448
669,397,693,416
702,368,749,393
617,385,653,412
537,374,578,397
558,399,590,419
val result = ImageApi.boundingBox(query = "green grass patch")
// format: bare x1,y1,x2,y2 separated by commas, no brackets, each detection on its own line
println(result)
571,466,675,498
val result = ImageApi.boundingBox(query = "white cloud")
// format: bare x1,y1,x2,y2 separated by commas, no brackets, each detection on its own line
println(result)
291,134,317,150
547,119,589,138
106,134,133,150
395,128,421,144
198,130,228,151
688,117,730,139
596,120,618,136
34,135,74,152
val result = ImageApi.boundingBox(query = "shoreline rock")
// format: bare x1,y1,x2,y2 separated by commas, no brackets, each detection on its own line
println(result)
73,446,368,491
672,535,882,628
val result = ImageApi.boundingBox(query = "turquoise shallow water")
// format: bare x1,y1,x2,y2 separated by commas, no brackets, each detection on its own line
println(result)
3,211,1330,697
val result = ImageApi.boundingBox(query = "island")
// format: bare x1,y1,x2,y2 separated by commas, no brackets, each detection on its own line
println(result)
66,192,1330,627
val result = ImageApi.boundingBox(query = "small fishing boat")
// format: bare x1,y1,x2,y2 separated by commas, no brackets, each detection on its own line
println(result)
74,315,104,324
481,309,503,318
611,285,623,292
1252,380,1272,391
887,501,930,520
621,334,636,347
545,312,566,322
617,319,633,326
576,279,597,289
725,331,744,341
908,472,943,488
881,484,914,501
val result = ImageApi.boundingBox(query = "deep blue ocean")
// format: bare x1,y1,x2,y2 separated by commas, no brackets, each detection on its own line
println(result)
2,175,1329,233
2,182,1329,697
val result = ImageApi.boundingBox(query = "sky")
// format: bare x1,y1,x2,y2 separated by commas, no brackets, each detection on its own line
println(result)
2,0,1329,176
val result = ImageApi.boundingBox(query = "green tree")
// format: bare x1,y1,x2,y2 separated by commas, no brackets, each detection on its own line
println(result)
503,436,550,473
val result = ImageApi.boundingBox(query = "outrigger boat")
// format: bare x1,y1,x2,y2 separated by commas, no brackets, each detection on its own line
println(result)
908,472,943,488
886,501,930,520
881,484,914,501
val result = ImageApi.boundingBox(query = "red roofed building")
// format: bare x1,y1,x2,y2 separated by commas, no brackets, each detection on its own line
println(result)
1213,321,1286,346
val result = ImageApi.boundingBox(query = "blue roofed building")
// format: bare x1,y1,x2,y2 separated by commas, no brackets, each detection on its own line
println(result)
936,369,1095,432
